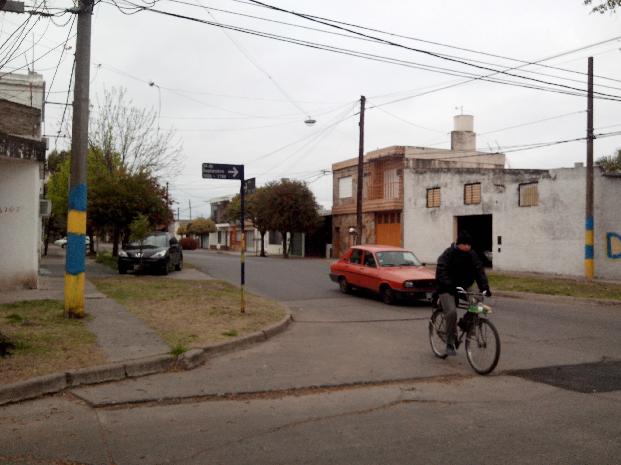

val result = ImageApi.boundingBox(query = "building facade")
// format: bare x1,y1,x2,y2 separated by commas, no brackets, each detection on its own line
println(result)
403,165,621,279
0,72,46,289
331,115,504,257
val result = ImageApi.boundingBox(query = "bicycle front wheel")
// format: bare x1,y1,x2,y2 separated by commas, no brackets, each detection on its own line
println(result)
465,318,500,375
429,309,448,359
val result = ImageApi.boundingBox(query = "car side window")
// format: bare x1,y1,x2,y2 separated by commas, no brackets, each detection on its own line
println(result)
350,249,362,264
363,252,376,268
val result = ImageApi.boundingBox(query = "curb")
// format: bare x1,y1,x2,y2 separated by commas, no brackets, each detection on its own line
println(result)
0,312,293,407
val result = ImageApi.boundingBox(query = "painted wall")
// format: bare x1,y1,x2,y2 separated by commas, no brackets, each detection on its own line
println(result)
0,158,40,289
403,166,620,279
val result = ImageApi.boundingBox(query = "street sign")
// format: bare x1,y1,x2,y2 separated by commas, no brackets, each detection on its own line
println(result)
202,163,243,180
244,177,256,195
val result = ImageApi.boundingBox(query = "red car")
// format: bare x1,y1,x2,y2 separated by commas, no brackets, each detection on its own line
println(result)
329,245,436,305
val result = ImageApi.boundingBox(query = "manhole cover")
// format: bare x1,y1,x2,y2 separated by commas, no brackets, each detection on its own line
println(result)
509,360,621,393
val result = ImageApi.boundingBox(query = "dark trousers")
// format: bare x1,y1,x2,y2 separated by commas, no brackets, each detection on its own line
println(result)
439,292,457,347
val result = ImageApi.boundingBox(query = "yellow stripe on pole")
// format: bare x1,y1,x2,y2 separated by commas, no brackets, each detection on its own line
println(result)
67,210,87,235
585,260,594,279
64,272,85,317
585,230,594,245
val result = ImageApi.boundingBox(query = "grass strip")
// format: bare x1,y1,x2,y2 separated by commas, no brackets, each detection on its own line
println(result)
91,277,286,352
0,300,106,385
489,273,621,301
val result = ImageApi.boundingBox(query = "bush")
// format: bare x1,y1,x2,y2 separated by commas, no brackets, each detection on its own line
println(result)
180,237,198,250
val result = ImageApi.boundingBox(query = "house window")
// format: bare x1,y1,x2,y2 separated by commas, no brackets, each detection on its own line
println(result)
338,176,353,199
426,187,441,208
268,230,283,245
519,182,539,207
464,182,481,205
384,168,399,199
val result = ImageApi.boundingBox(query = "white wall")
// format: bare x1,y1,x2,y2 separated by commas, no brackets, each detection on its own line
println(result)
596,172,621,279
0,158,40,289
403,166,616,278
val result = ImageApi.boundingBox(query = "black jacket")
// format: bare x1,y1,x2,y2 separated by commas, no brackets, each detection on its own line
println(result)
435,244,489,294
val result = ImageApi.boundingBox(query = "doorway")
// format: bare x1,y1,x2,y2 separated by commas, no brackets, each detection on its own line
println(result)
456,214,493,267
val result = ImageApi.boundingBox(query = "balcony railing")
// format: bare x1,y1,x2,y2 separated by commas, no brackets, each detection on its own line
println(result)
0,131,45,162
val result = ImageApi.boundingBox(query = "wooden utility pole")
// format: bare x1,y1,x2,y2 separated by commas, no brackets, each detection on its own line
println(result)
355,95,366,245
64,0,93,318
585,56,594,279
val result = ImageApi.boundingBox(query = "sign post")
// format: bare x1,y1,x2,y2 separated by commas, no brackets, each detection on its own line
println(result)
202,162,245,313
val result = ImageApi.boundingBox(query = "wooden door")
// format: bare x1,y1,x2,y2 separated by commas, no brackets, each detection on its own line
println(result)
376,211,401,247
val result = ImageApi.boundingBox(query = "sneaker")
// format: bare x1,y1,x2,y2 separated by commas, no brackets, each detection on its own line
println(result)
446,344,457,356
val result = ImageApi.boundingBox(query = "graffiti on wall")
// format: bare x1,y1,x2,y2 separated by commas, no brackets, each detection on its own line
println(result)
0,206,22,215
607,232,621,259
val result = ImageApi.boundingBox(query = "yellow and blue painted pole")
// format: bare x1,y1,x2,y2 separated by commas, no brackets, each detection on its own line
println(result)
64,0,92,318
585,217,594,279
65,185,87,317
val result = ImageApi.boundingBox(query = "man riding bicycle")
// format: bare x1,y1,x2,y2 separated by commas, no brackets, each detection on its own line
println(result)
435,231,492,356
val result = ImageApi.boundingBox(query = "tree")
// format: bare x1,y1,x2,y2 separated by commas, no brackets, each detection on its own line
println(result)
597,149,621,173
187,217,216,236
89,86,183,179
584,0,620,13
264,179,320,258
226,186,275,257
177,224,188,236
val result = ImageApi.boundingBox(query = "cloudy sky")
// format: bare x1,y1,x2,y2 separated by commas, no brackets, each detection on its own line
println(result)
2,0,620,218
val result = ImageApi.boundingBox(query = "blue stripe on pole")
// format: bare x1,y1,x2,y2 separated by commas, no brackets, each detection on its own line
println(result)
585,216,594,230
68,183,87,212
585,244,594,260
66,233,86,274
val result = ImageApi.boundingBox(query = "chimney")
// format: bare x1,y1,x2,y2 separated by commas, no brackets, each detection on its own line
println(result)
451,115,476,152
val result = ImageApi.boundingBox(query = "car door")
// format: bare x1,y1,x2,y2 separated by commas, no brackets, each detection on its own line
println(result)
345,248,364,286
358,251,381,292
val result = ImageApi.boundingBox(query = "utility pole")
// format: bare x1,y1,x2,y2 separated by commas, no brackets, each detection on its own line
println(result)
585,56,594,280
64,0,93,318
355,95,366,245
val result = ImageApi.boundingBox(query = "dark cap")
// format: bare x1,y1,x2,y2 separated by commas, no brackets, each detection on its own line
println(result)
456,231,473,246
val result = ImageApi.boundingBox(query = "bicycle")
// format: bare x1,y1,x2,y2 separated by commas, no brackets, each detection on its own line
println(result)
428,287,501,375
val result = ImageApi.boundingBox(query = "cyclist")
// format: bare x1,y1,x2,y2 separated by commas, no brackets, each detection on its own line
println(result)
435,231,492,356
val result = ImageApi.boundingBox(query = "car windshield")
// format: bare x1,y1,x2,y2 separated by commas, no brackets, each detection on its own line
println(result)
376,251,422,267
128,234,168,248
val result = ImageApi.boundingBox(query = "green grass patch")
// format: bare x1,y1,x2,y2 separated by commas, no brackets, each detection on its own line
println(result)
95,251,118,271
0,300,107,384
91,277,286,349
489,272,621,301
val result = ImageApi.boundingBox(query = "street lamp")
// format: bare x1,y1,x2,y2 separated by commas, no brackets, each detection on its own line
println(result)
304,116,316,126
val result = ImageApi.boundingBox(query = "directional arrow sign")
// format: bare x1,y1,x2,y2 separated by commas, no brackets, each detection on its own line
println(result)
202,163,244,180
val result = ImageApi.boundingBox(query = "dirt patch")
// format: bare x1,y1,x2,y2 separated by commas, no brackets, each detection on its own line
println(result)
91,277,286,351
0,300,107,385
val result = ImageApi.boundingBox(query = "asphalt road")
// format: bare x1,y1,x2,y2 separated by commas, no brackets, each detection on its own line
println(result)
2,250,621,464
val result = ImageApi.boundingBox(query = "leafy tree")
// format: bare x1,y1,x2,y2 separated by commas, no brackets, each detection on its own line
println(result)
226,186,275,257
597,149,621,172
187,217,216,235
264,179,320,258
584,0,620,12
177,224,188,236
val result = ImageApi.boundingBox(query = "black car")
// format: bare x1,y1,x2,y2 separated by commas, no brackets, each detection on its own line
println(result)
118,232,183,275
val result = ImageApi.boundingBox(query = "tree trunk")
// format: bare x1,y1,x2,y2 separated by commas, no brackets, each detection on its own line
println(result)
259,230,266,257
42,217,50,256
281,231,288,259
112,225,120,257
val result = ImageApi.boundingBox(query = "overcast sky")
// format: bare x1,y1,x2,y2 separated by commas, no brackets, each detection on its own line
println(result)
2,0,620,219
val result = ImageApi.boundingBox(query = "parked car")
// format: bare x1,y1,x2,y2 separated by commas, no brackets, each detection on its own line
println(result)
329,245,436,305
118,232,183,275
54,236,90,248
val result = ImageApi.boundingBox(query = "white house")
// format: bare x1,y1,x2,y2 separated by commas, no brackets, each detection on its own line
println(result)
0,72,46,289
403,164,621,280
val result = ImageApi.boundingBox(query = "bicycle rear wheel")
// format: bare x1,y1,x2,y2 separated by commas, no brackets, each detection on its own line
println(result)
429,309,448,359
465,318,500,375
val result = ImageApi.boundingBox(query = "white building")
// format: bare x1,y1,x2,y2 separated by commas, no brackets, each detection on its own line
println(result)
403,164,621,280
0,72,46,289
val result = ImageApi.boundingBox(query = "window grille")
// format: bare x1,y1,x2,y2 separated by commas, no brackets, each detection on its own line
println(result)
464,183,481,205
338,176,353,199
426,187,441,208
519,182,539,207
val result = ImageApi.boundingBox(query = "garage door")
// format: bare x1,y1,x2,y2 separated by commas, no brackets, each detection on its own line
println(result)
376,211,401,247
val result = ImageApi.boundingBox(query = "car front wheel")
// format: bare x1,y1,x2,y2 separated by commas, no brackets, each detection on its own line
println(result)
338,277,351,294
380,286,396,305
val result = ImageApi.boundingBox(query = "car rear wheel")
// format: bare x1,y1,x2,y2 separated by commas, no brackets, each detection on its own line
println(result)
338,277,351,294
380,286,396,305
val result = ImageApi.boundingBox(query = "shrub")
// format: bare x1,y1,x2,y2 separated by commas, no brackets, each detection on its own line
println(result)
180,237,198,250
